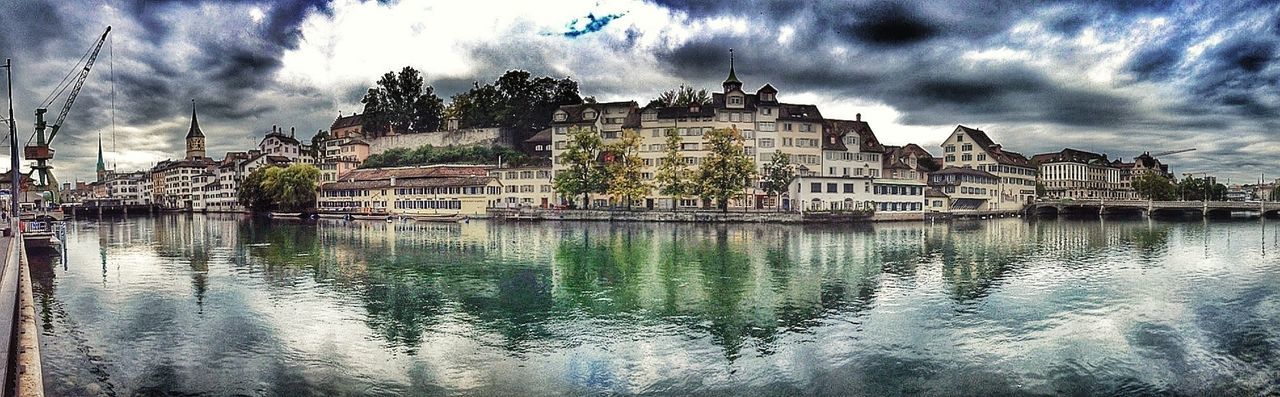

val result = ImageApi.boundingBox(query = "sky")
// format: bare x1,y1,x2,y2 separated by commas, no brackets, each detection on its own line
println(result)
1,0,1279,184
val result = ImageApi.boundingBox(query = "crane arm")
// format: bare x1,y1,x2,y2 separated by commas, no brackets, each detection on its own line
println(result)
48,26,110,143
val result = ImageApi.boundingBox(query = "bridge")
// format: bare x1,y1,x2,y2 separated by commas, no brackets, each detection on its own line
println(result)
1027,199,1280,218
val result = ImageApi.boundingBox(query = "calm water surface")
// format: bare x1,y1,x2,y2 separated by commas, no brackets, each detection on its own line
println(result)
32,214,1280,396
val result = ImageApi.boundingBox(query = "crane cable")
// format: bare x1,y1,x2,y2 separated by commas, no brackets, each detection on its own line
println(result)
109,33,116,169
40,35,96,109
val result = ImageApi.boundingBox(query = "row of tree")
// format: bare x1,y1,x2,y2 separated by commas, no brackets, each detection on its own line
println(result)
1132,173,1229,201
238,164,321,212
360,67,588,139
360,144,529,169
552,126,797,211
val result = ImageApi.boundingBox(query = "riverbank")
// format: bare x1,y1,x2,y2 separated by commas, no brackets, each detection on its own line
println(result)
486,208,978,223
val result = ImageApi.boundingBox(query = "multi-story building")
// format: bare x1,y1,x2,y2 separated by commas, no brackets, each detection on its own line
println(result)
259,126,304,160
1031,148,1129,200
150,106,217,209
317,165,502,216
927,166,1001,212
490,165,555,208
1111,152,1173,193
939,125,1036,211
549,55,894,211
882,144,938,183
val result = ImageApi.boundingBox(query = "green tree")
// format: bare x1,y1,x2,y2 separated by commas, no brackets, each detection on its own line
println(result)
760,151,796,211
272,164,321,211
448,70,582,140
1271,185,1279,201
554,126,606,208
1133,172,1175,200
654,129,691,208
1035,181,1047,198
695,127,756,211
605,129,649,208
647,86,711,108
362,66,445,135
237,167,275,211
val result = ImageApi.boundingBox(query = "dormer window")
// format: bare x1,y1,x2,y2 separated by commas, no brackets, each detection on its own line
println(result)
729,96,743,105
583,110,597,119
554,112,567,122
844,135,857,145
762,93,774,101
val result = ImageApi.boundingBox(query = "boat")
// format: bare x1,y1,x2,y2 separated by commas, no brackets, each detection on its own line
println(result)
269,212,302,219
316,213,348,219
411,214,462,222
21,218,63,250
351,214,390,221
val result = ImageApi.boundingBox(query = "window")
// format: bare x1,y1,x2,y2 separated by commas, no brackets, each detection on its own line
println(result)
554,112,567,122
843,183,854,193
945,154,955,162
961,144,973,151
962,153,972,161
729,96,743,105
583,110,597,119
800,124,814,132
681,143,699,151
811,183,821,193
784,123,793,131
945,145,956,153
977,153,986,161
827,183,838,193
730,113,740,122
758,121,776,131
956,134,964,142
782,138,793,147
759,138,775,148
762,108,772,115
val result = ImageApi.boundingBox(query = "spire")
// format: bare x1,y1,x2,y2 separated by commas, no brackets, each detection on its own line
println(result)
96,133,106,174
723,48,742,94
186,99,204,139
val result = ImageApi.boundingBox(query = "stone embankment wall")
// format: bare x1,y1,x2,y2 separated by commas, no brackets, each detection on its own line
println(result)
368,128,505,155
489,208,886,223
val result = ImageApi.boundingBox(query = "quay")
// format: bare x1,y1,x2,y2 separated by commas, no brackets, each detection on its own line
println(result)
1026,199,1280,218
0,219,46,397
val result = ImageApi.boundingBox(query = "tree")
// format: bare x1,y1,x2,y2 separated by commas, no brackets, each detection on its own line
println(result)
360,144,527,169
648,86,711,108
553,126,606,208
654,129,691,208
273,164,321,211
448,70,583,139
238,167,275,211
362,66,445,135
760,151,796,211
1272,185,1280,201
695,127,756,211
604,129,649,208
1133,172,1176,200
1035,182,1047,198
237,164,321,212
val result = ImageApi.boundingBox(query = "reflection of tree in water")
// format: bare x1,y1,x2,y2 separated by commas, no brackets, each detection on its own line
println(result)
554,228,649,313
936,228,1030,303
361,270,445,353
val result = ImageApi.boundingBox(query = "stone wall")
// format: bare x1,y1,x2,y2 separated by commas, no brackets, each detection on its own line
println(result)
368,128,506,155
489,208,886,223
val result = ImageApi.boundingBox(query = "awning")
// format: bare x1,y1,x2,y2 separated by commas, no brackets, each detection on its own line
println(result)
951,198,986,210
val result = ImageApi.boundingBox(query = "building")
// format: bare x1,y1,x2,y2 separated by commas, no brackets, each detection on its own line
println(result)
1031,148,1129,200
928,166,1001,212
186,101,206,160
317,165,501,216
549,53,894,211
259,126,304,161
490,165,555,208
939,125,1036,211
882,144,938,183
150,106,217,209
1111,152,1173,193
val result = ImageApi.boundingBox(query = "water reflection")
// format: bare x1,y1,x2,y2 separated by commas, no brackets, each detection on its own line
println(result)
30,215,1280,395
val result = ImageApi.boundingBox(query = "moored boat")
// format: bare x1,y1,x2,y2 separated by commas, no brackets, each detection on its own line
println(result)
411,214,462,222
269,212,302,219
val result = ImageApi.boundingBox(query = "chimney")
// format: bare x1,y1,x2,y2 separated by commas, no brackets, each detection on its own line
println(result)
272,124,277,134
290,127,295,138
856,113,862,121
389,176,396,186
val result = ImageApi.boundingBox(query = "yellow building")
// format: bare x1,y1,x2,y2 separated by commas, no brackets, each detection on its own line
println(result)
318,165,501,216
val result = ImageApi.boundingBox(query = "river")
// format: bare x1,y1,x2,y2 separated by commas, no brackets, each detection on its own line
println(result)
30,214,1280,396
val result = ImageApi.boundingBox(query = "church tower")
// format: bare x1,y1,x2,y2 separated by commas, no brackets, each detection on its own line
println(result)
722,48,742,93
186,99,206,160
96,133,106,182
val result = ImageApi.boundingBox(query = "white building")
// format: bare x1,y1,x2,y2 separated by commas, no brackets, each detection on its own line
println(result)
939,125,1036,211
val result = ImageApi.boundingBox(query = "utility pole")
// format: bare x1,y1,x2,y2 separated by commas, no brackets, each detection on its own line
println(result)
4,59,17,219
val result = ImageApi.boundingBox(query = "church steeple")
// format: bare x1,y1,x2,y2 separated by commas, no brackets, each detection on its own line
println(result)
96,133,106,182
185,99,206,160
723,48,742,93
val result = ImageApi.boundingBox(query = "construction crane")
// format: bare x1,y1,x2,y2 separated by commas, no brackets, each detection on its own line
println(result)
1152,148,1195,157
25,26,111,203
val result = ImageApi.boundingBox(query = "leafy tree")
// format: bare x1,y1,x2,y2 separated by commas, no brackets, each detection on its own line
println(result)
654,129,691,207
604,129,649,208
1035,182,1047,198
647,86,711,108
237,164,320,212
1133,172,1175,200
272,164,321,211
1272,185,1280,201
695,127,756,211
760,151,795,211
448,70,582,139
362,66,445,135
554,126,606,208
237,167,275,211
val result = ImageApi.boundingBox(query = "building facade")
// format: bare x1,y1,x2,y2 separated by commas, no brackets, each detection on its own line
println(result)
939,125,1036,211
